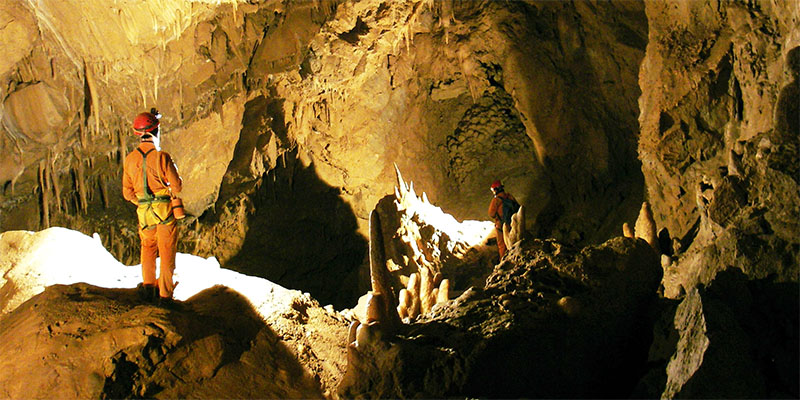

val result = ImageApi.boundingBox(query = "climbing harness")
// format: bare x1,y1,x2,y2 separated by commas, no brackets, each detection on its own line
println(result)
136,147,174,230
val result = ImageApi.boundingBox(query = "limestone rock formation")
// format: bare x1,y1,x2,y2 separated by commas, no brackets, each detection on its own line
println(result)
338,236,662,398
0,284,327,399
502,203,526,251
0,0,646,290
635,270,799,398
633,201,658,251
0,228,349,398
0,0,798,398
634,2,800,398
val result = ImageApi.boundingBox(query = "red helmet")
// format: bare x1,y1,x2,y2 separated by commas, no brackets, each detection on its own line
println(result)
132,112,159,135
490,180,503,190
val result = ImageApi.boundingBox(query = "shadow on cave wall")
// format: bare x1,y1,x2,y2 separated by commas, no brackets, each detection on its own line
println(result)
211,95,367,310
224,153,367,309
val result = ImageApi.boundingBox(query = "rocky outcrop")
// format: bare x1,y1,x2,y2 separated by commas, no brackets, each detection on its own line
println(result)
0,227,349,397
635,2,799,398
635,270,799,399
0,283,328,399
338,236,662,398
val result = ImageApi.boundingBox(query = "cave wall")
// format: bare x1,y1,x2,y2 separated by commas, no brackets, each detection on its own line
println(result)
0,0,647,307
635,2,799,397
638,0,799,287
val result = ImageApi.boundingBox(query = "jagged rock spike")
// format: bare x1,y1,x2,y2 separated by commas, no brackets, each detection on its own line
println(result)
393,163,408,195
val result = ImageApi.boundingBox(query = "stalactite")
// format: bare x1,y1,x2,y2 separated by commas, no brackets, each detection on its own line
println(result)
154,73,159,103
76,160,88,214
78,108,87,150
117,128,125,164
47,150,62,213
38,161,50,228
84,61,101,139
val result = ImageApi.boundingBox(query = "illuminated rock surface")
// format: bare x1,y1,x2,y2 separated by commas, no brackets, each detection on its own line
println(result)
0,0,798,398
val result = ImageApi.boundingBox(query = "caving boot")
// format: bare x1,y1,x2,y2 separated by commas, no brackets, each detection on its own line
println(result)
158,296,182,310
136,283,158,303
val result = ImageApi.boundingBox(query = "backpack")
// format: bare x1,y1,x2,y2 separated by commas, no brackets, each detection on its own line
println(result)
498,195,520,226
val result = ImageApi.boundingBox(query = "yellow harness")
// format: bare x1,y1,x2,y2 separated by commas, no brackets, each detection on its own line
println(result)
136,148,174,230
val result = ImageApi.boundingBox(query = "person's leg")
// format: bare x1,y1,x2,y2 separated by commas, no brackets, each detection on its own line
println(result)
496,227,507,258
139,226,158,285
156,222,178,299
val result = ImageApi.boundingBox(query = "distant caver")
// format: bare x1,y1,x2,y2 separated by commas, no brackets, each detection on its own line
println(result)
488,179,520,258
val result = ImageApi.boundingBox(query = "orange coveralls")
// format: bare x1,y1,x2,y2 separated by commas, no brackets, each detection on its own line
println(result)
122,140,183,299
488,191,517,258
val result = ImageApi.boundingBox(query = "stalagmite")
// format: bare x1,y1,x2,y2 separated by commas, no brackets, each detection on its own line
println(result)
347,320,359,345
502,205,525,251
419,267,434,313
634,201,658,252
355,322,378,346
557,296,580,316
368,209,401,332
437,279,450,304
365,292,386,324
622,222,634,238
433,271,442,287
397,304,408,319
398,289,411,311
406,272,421,319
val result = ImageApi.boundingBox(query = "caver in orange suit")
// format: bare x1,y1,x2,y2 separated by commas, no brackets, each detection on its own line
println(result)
122,110,183,301
488,180,517,258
